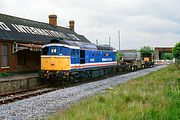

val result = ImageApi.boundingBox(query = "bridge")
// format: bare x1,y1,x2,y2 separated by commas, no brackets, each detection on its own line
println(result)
154,47,173,60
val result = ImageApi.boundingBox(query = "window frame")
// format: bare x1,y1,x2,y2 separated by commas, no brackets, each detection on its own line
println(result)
1,44,9,68
71,49,76,56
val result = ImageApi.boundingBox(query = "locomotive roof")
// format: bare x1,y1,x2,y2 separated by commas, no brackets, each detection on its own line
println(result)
96,44,115,51
0,13,91,44
46,39,116,51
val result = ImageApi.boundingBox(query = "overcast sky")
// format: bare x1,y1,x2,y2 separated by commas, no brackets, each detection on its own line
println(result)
0,0,180,50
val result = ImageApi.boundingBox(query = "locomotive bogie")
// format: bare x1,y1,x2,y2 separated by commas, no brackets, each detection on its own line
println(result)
39,70,70,81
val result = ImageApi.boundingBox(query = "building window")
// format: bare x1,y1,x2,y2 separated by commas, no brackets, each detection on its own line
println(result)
18,52,26,66
1,44,8,67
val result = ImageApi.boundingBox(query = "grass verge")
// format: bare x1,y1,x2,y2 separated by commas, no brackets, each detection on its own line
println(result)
48,65,180,120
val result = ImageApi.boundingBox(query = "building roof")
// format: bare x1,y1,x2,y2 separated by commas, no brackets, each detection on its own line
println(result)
154,47,173,52
0,13,91,44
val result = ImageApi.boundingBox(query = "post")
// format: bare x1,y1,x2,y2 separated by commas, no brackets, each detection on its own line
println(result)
109,36,111,46
118,30,120,50
96,39,98,44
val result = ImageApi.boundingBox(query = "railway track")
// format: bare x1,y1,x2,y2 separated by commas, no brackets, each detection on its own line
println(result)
0,88,54,104
0,78,100,104
0,75,110,104
0,67,153,105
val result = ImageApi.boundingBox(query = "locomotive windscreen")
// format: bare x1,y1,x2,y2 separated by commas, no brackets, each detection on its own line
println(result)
42,46,69,56
42,47,49,55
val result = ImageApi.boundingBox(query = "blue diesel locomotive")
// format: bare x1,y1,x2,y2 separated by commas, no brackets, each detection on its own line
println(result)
39,39,117,81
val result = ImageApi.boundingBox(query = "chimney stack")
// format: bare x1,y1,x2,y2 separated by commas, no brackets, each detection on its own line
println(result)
49,15,57,27
69,20,75,31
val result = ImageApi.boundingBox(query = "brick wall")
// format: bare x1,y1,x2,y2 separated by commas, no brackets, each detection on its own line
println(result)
0,41,41,73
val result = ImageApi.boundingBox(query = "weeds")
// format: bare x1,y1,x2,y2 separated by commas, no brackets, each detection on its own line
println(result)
0,72,15,77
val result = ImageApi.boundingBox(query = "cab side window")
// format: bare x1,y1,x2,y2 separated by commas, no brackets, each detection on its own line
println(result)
71,49,75,56
76,49,79,55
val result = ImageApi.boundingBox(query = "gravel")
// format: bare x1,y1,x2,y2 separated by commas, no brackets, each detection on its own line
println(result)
0,65,167,120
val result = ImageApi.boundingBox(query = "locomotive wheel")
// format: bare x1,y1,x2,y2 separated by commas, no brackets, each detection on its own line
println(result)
69,73,76,83
141,64,145,69
134,66,138,71
131,66,134,71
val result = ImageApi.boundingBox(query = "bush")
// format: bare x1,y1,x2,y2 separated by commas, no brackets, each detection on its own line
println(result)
172,42,180,69
116,52,123,62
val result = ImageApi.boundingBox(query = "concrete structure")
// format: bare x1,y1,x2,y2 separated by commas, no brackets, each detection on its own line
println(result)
154,47,173,60
0,73,39,95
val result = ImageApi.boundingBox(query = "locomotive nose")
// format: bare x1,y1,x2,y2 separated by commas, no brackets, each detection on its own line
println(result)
41,55,70,71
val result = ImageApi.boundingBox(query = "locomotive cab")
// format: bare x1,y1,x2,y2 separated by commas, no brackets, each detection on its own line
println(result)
41,45,71,71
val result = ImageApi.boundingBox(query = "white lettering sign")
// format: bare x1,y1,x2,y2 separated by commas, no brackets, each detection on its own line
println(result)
102,58,112,61
0,22,11,31
0,21,80,40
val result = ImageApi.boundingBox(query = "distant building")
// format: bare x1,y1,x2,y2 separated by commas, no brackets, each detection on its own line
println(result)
0,13,90,72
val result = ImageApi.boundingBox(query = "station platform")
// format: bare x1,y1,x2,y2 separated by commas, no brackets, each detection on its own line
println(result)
0,73,41,96
0,73,38,82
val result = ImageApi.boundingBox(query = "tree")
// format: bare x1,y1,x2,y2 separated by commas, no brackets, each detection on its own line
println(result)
116,52,123,63
161,53,174,60
172,42,180,59
172,42,180,69
139,46,154,58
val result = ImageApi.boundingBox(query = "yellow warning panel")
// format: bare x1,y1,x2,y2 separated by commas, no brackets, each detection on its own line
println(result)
41,55,70,71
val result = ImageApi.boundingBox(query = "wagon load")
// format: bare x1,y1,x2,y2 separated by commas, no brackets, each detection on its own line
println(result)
122,51,141,62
